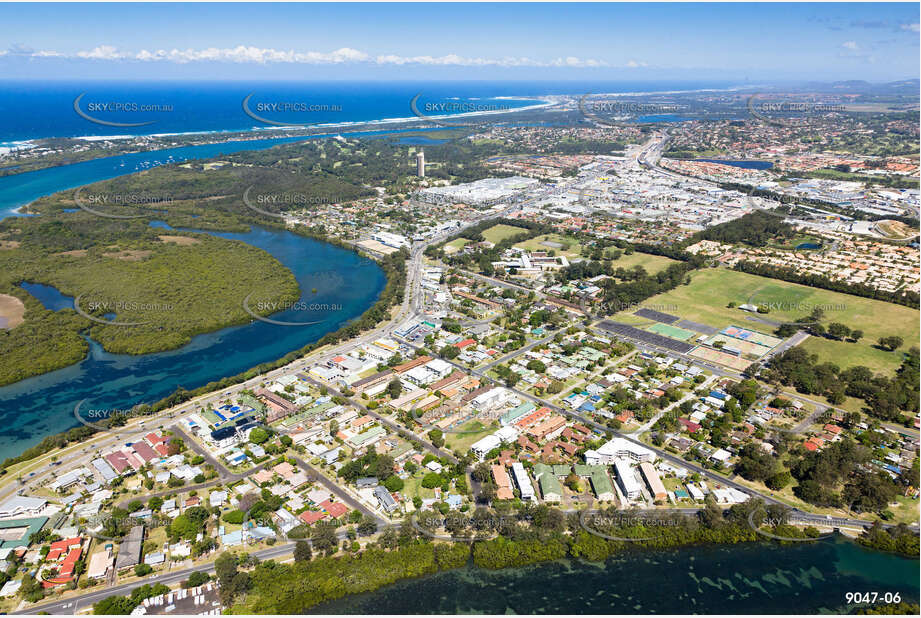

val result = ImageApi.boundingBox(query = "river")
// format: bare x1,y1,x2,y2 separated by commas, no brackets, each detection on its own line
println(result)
309,538,919,614
0,137,387,461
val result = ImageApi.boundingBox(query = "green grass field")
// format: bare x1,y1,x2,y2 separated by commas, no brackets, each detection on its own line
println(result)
445,419,495,454
514,234,680,276
514,233,584,257
628,268,918,375
443,237,471,253
610,252,679,275
481,224,530,244
648,322,696,341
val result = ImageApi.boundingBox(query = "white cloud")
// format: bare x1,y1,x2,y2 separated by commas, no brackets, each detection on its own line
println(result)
75,45,126,60
841,41,860,50
901,23,920,33
625,59,649,68
1,44,608,68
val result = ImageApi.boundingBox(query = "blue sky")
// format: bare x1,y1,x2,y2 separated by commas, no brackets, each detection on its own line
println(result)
0,2,917,81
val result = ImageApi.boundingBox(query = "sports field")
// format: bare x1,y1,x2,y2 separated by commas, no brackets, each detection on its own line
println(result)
481,224,530,244
626,269,918,375
648,322,695,341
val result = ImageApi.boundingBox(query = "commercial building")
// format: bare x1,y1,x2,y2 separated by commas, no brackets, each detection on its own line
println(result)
584,437,654,465
371,231,410,249
0,496,47,519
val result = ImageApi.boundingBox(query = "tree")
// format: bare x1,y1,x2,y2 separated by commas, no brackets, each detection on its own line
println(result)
850,329,863,343
170,514,202,541
384,475,404,492
357,516,378,536
734,444,777,482
428,428,445,448
214,552,239,589
844,469,899,513
311,523,338,555
248,427,270,444
387,378,403,399
134,563,153,577
827,322,850,341
879,336,904,352
766,470,793,490
183,572,211,588
293,540,312,562
421,472,443,488
526,360,546,373
439,345,461,360
93,595,136,614
471,463,492,483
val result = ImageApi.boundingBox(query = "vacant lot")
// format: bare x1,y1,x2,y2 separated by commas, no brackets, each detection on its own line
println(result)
627,268,918,375
443,237,471,254
481,224,530,244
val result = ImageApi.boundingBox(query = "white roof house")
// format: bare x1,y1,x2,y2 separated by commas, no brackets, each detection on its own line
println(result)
470,434,502,460
511,462,535,501
494,425,520,444
613,459,643,501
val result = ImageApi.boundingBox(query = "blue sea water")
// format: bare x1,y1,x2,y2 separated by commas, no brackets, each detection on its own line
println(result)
0,80,738,143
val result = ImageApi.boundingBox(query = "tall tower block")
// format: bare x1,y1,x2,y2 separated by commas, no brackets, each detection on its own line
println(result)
416,150,425,178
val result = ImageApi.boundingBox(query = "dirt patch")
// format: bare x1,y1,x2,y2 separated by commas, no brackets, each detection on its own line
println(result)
105,250,153,261
357,239,399,255
0,240,21,250
875,219,916,240
0,294,26,329
54,249,88,258
158,235,200,246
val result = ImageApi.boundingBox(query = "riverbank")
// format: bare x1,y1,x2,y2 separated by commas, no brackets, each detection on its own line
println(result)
0,228,401,467
221,499,920,615
224,529,919,615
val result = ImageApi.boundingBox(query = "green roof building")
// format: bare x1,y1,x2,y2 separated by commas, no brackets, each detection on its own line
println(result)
501,401,536,426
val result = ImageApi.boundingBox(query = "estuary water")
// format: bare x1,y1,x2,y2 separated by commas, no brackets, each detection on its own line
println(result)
0,138,386,461
308,538,919,615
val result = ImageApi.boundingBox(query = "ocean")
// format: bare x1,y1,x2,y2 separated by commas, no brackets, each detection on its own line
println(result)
0,80,739,144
